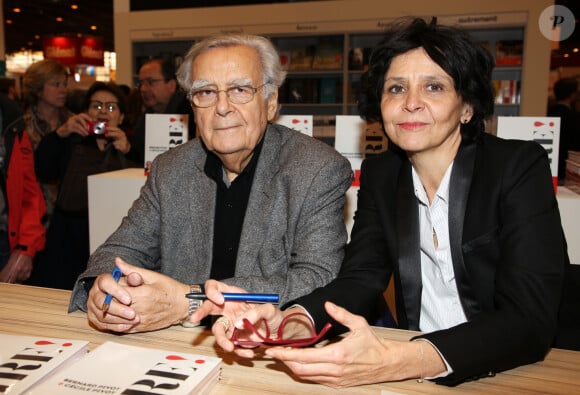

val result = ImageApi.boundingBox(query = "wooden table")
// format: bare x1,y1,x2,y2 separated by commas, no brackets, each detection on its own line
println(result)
1,284,579,394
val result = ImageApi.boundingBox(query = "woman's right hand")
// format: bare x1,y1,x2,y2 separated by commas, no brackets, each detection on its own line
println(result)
56,113,93,138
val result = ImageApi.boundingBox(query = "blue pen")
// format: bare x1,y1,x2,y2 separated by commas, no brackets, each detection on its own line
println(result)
101,267,122,312
185,292,279,304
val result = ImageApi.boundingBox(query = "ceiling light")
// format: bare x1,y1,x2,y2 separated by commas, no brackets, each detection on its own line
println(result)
71,4,79,10
6,19,13,24
13,8,21,13
91,25,97,30
56,17,63,22
573,48,579,53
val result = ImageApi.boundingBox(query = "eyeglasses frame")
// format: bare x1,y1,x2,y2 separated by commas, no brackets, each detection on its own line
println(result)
188,83,268,108
230,311,332,348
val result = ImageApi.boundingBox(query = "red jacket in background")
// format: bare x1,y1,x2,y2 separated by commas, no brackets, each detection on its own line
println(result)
6,131,46,257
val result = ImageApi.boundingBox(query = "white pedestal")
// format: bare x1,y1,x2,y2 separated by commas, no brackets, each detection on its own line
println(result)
88,168,146,253
87,175,579,264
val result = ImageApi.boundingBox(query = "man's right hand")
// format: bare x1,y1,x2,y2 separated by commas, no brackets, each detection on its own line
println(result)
86,257,139,332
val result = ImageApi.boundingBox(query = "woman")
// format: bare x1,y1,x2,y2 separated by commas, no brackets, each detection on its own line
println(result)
29,82,133,289
9,60,73,225
193,18,568,387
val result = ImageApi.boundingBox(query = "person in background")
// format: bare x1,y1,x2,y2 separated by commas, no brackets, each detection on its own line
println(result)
0,81,46,283
547,77,580,183
127,58,196,165
6,60,73,227
0,77,21,105
67,34,352,335
198,17,568,387
27,82,134,290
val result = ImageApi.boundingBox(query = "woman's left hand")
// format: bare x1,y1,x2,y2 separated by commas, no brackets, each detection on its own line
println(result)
265,302,444,388
105,127,131,154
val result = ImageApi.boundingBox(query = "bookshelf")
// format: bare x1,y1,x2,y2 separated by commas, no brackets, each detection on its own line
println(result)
114,0,553,128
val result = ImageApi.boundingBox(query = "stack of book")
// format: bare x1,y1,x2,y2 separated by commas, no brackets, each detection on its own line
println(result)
565,151,580,194
492,80,520,105
494,40,523,66
0,334,221,395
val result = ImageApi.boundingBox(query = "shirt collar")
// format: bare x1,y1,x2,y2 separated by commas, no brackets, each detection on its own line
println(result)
412,161,454,207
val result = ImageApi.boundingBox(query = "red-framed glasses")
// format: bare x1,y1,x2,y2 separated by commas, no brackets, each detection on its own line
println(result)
231,312,332,348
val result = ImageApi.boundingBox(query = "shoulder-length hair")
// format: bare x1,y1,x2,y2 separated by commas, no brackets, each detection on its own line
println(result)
358,17,495,142
22,59,70,108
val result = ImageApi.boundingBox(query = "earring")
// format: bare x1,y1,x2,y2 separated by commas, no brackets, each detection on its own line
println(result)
462,118,469,124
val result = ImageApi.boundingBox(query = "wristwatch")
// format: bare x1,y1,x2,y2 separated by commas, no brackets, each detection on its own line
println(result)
180,284,203,328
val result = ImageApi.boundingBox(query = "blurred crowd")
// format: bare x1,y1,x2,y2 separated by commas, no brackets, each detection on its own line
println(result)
0,57,194,289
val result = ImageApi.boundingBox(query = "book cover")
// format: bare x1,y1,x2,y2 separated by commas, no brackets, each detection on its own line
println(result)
348,47,372,71
286,78,305,103
27,341,221,395
278,50,291,71
144,114,189,175
0,334,88,395
348,47,365,70
335,115,388,187
288,45,315,70
493,80,520,104
495,40,523,66
312,37,342,70
319,77,338,104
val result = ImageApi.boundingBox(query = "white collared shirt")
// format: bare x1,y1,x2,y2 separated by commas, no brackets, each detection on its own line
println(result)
412,163,468,333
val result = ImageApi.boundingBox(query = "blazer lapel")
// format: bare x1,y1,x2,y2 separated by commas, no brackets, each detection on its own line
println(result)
449,140,481,319
395,159,422,330
190,144,216,277
235,125,280,274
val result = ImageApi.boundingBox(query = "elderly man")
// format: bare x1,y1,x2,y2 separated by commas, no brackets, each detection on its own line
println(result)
127,58,196,165
68,34,353,334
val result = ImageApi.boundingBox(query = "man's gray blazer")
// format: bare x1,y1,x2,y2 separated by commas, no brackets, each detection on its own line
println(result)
69,124,353,311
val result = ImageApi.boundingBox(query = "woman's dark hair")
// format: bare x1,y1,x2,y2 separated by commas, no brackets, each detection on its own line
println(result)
358,17,495,141
83,81,127,115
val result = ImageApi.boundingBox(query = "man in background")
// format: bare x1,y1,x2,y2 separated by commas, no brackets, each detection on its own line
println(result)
127,58,196,165
548,77,580,182
0,77,20,104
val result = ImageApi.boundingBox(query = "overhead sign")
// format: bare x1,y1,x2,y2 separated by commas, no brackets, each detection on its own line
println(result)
42,36,104,66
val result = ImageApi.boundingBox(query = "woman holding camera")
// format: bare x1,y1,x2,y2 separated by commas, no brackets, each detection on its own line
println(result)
29,82,134,289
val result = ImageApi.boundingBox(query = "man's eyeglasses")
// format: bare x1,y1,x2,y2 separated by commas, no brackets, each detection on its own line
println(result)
89,101,120,113
231,312,332,348
188,84,267,108
136,78,165,88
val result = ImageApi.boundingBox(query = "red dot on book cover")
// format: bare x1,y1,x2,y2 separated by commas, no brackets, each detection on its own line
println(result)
170,117,177,122
62,342,73,347
195,359,206,364
534,121,545,127
166,355,187,360
549,122,555,127
35,340,56,345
